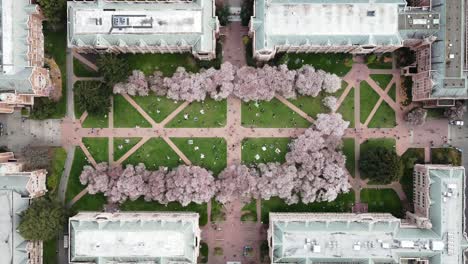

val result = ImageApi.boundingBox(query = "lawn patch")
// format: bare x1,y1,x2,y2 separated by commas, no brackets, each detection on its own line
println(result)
241,199,257,222
65,148,90,203
360,81,380,124
73,58,100,77
431,148,462,166
199,242,209,263
337,88,355,128
70,193,107,215
124,138,182,169
242,99,310,128
242,138,290,165
261,191,355,223
388,83,397,102
171,138,227,175
166,99,226,128
275,53,353,76
360,189,403,218
370,74,393,90
43,239,57,264
82,113,108,128
211,200,226,222
366,53,393,69
120,198,208,226
113,95,151,128
367,101,396,128
123,53,199,76
82,138,108,163
47,148,67,196
132,95,182,123
343,138,355,177
114,137,141,161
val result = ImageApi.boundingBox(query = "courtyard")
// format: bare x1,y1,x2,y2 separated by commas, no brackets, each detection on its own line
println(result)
59,37,450,263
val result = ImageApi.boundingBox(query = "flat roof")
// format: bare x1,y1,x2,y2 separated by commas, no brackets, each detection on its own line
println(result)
265,3,399,37
69,212,200,264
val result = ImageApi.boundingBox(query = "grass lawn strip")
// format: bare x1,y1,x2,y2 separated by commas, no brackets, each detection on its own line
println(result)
73,57,100,77
171,138,227,175
242,138,290,165
241,200,257,222
82,138,109,163
120,197,208,226
400,148,424,202
132,95,182,123
360,189,403,218
43,239,57,264
114,137,142,161
277,53,353,77
123,138,182,170
47,148,67,196
360,81,380,124
65,148,90,203
343,138,355,177
123,53,199,76
113,95,151,128
70,193,107,214
260,191,355,223
337,88,355,128
242,98,310,128
367,100,397,128
82,113,108,128
166,98,226,128
370,74,393,90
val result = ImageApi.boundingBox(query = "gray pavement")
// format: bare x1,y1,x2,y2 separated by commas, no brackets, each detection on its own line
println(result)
0,111,61,152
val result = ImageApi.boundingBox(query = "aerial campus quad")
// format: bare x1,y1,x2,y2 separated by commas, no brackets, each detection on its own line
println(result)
2,0,468,263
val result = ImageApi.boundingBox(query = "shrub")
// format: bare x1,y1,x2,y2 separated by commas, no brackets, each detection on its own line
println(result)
216,5,230,26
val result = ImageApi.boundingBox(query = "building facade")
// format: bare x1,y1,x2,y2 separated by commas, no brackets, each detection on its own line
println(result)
67,0,219,60
0,0,53,113
250,0,468,106
268,165,467,263
69,212,201,264
0,152,48,264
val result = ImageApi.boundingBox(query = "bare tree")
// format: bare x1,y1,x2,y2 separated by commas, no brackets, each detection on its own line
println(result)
405,107,427,126
444,101,466,121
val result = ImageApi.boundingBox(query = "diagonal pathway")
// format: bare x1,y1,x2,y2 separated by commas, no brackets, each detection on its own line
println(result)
275,95,315,123
335,82,353,110
115,136,151,165
79,141,98,167
162,136,192,165
73,51,99,72
122,94,158,127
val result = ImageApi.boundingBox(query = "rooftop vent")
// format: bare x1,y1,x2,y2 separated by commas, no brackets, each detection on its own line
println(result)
367,10,375,17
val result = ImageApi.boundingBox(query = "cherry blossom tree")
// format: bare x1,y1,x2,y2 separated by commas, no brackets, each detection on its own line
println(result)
148,71,167,96
322,73,342,93
216,164,259,204
295,66,324,97
314,113,350,137
165,165,216,206
257,162,297,204
322,96,338,111
113,70,149,96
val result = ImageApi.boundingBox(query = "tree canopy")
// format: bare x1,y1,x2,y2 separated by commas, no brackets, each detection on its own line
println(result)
359,146,402,184
18,198,65,241
37,0,66,29
96,54,131,87
74,81,111,115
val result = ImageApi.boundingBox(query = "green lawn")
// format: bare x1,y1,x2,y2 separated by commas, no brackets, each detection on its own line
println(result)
171,138,227,175
241,199,257,222
242,99,311,128
43,239,57,264
388,83,397,102
337,88,355,128
114,137,142,161
123,138,182,169
367,101,396,128
400,148,425,203
199,242,209,263
42,27,66,118
360,189,403,218
69,193,107,215
65,148,89,203
427,108,445,119
132,95,182,123
242,138,290,165
113,95,152,128
165,99,227,128
123,53,199,76
261,191,355,223
211,200,226,222
343,138,355,177
431,148,462,166
82,113,108,128
360,81,380,124
47,148,67,196
370,74,393,90
73,58,100,77
82,138,108,163
120,198,208,226
275,53,353,77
